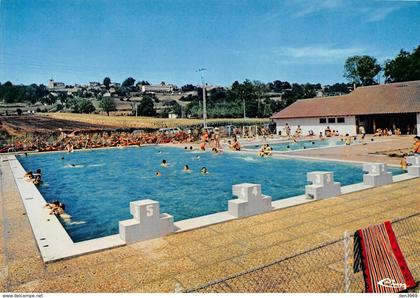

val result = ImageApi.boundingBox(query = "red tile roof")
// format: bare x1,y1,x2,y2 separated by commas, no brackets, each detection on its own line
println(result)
271,80,420,119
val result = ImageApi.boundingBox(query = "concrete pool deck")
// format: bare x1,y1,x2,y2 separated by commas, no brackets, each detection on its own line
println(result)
0,152,419,292
280,135,413,166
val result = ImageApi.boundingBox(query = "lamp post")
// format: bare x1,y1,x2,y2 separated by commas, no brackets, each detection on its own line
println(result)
196,68,207,128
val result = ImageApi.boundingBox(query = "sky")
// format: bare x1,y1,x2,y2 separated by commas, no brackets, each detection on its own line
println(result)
0,0,419,87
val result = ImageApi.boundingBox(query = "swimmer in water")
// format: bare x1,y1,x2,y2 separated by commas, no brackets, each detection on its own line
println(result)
183,165,191,173
24,171,33,178
189,146,193,150
33,175,42,186
44,201,66,216
157,150,162,154
161,159,168,167
61,157,65,160
201,167,208,174
155,171,162,176
195,155,200,160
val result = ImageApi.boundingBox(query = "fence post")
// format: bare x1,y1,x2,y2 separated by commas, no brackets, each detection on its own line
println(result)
343,230,351,293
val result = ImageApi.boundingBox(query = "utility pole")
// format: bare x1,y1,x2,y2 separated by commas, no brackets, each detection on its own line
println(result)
243,98,246,118
196,68,207,128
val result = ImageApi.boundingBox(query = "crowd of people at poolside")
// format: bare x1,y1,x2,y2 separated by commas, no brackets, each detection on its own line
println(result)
1,126,251,154
0,130,195,153
198,128,242,152
283,123,410,140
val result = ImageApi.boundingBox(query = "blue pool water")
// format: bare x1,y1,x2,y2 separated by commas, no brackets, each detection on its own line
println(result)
245,139,360,151
18,146,402,242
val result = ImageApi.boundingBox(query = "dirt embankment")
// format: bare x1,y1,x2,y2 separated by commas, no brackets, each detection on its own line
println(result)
0,115,118,136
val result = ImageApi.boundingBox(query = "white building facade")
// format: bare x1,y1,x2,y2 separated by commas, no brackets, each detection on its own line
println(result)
417,113,420,135
271,80,420,136
274,116,357,136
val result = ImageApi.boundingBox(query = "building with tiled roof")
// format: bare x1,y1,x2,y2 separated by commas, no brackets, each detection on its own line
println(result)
271,80,420,136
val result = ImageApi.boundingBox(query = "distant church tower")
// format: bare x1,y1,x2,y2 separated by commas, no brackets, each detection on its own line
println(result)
48,78,54,89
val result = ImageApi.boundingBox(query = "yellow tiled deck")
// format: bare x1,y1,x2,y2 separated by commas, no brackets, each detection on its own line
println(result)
1,155,419,292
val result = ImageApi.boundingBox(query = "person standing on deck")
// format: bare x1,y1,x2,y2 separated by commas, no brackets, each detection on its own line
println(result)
413,136,420,155
285,123,291,138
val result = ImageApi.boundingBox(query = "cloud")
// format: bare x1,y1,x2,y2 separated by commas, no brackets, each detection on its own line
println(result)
233,45,365,65
366,5,403,22
271,46,364,62
287,0,412,22
288,0,345,17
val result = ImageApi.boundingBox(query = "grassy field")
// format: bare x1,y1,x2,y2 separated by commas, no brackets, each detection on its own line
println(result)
45,113,271,129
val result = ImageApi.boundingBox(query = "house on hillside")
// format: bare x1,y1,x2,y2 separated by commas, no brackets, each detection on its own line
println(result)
271,80,420,136
141,83,176,93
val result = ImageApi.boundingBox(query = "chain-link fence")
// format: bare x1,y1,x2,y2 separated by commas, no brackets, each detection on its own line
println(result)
186,213,419,293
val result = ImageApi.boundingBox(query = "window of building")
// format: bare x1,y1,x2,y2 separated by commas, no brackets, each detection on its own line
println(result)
337,117,345,123
328,118,336,123
319,118,326,124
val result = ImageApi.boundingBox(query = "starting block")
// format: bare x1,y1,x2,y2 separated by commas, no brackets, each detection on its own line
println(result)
119,199,174,244
228,183,272,218
305,171,341,199
363,163,392,186
406,156,420,177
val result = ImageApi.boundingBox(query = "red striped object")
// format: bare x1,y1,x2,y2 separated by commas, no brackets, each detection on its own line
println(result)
356,221,416,293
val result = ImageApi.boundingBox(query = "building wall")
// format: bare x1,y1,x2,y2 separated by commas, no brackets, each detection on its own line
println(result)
141,85,173,93
417,113,420,135
274,116,357,136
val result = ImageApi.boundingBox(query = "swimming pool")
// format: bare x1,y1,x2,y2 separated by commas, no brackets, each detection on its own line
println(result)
17,146,402,242
245,139,361,151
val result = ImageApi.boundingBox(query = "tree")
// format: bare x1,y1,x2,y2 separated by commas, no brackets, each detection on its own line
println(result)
136,96,155,116
99,97,116,116
253,81,268,117
79,99,96,113
324,83,352,95
271,80,283,92
344,55,381,86
68,98,96,114
181,84,196,92
122,77,135,87
103,77,111,89
384,46,420,83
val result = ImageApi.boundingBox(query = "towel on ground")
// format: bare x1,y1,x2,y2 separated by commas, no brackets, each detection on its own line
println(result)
353,221,416,293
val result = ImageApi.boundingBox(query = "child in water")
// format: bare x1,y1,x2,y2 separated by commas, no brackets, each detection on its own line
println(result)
201,167,208,174
183,165,191,173
161,159,168,167
155,171,162,176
